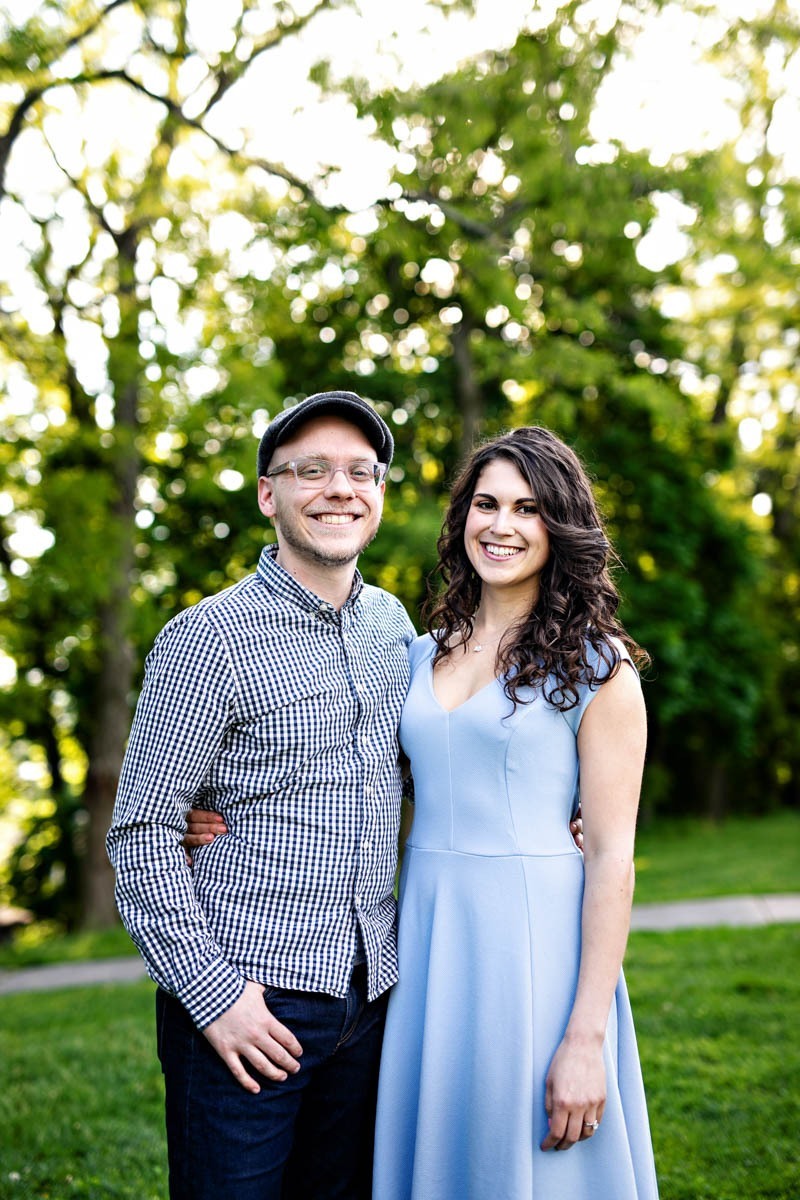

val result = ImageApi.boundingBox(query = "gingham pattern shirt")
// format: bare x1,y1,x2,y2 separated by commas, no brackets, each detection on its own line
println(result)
107,544,415,1029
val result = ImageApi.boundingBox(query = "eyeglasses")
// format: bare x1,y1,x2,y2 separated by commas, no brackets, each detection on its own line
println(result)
266,456,388,489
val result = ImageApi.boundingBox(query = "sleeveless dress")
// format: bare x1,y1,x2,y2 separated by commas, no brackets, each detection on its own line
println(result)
372,635,658,1200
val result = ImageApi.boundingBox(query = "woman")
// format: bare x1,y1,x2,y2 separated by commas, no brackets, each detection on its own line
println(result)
186,425,658,1198
371,426,658,1199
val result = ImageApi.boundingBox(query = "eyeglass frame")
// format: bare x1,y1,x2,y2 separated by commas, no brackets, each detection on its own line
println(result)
265,455,388,489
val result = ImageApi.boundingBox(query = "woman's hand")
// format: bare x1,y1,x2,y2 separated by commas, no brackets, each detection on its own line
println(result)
184,808,227,851
540,1034,606,1152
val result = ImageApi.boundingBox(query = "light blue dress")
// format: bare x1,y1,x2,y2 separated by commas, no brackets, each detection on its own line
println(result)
373,635,658,1199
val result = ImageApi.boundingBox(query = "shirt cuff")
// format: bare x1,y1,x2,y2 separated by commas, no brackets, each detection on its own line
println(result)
175,957,247,1029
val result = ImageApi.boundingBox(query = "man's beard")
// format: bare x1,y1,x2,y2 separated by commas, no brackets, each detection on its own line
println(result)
278,517,379,568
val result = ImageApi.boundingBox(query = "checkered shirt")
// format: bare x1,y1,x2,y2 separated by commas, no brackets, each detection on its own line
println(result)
107,544,415,1028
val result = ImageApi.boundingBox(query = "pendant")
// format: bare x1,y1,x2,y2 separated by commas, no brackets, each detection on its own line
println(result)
472,643,484,653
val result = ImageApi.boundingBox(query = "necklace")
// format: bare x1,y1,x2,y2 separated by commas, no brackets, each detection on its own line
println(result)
470,633,502,654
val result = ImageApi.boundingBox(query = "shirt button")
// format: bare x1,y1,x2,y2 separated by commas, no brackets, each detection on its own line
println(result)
362,840,372,852
355,894,363,906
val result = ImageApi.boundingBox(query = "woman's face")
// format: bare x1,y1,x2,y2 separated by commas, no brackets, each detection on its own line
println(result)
463,457,551,601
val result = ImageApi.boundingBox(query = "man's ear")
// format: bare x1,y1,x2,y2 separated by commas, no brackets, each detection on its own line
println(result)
257,476,276,518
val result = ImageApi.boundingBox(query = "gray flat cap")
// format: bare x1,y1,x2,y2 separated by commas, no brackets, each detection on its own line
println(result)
257,391,394,478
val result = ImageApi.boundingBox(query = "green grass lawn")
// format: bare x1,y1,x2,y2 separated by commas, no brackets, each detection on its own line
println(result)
626,924,800,1200
0,924,798,1199
0,810,796,1195
632,809,800,904
0,981,166,1199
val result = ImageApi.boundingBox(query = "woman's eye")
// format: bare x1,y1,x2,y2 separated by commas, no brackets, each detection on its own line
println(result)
519,504,539,515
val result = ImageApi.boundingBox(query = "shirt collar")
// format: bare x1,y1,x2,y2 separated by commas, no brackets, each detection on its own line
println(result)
256,543,364,614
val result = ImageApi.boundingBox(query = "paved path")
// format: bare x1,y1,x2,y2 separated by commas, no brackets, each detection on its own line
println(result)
1,894,799,996
629,892,800,931
0,954,148,995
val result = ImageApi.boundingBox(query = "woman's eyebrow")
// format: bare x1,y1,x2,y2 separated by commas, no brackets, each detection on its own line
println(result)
473,491,538,503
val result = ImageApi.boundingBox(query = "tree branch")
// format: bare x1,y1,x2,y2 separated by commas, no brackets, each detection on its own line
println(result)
0,87,46,198
63,0,134,56
378,189,499,240
75,69,317,196
204,0,340,114
43,130,126,241
0,517,13,572
21,200,97,424
0,0,340,205
0,1,134,196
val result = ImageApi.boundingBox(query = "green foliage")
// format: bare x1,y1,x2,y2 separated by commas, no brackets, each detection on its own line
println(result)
0,0,798,927
254,10,780,815
0,919,134,968
3,789,84,926
654,2,800,808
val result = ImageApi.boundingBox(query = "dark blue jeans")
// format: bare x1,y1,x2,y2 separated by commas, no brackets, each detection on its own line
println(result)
156,965,388,1200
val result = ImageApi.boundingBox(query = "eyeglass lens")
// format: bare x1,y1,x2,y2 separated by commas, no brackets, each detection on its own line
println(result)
289,458,385,486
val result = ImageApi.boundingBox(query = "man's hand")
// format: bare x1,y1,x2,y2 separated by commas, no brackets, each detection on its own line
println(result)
202,980,303,1094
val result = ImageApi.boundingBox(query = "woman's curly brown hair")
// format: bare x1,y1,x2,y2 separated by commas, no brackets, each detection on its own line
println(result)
423,426,649,711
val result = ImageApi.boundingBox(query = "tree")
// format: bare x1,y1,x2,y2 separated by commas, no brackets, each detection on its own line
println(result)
241,6,771,815
647,0,800,810
0,0,359,925
0,0,795,930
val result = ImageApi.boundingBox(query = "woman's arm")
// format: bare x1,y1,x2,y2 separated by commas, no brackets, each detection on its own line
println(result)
541,661,647,1151
184,753,417,855
184,809,228,849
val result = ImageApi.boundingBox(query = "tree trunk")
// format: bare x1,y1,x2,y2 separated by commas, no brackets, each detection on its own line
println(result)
80,543,136,929
452,317,484,459
707,760,729,823
79,245,140,929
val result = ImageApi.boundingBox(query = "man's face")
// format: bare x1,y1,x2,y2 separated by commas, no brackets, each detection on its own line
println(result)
257,415,386,572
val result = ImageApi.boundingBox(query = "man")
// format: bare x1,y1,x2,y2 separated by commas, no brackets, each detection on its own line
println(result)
107,390,415,1199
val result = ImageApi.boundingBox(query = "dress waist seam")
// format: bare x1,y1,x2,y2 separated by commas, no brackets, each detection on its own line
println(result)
404,845,583,861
